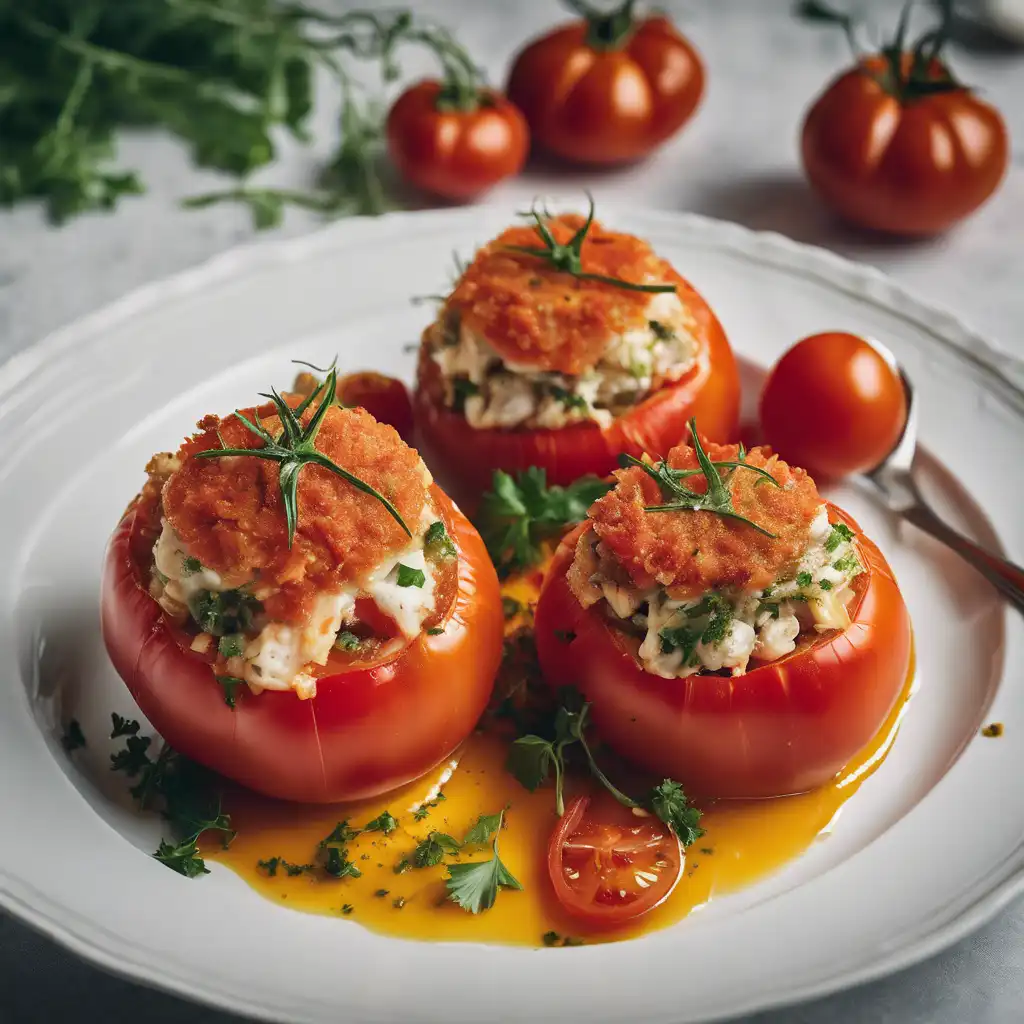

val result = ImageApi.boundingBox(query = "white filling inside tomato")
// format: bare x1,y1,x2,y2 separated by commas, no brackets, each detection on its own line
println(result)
580,506,863,681
428,290,699,430
150,506,440,699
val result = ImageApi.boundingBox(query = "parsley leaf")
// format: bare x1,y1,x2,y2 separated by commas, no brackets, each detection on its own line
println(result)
795,571,813,588
215,675,245,708
155,838,208,878
477,468,611,576
648,779,705,847
819,579,833,591
506,735,556,794
218,633,245,659
825,522,856,553
258,857,314,877
334,631,363,651
187,588,261,637
182,556,202,576
549,385,588,412
412,832,461,868
110,713,140,738
445,810,522,914
362,811,398,835
462,812,503,846
60,719,86,752
833,553,862,574
396,563,426,588
424,520,457,560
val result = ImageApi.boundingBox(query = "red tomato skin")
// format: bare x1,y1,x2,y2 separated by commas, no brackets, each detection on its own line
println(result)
507,17,704,164
386,81,529,201
413,280,739,504
101,487,503,803
759,332,908,480
802,57,1008,236
534,507,911,799
337,372,414,443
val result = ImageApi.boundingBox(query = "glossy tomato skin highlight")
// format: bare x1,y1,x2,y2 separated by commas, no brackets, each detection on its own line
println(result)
802,55,1008,236
413,279,739,502
386,81,529,201
101,487,503,803
759,332,907,480
535,508,911,799
507,13,704,164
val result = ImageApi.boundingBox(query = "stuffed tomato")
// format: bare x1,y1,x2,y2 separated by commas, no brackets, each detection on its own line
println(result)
101,368,503,803
413,201,739,502
535,427,911,798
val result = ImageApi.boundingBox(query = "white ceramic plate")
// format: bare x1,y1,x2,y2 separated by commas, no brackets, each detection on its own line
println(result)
2,207,1023,1024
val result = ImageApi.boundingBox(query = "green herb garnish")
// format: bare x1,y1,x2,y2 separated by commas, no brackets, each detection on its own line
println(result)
444,810,522,914
507,688,704,846
188,588,261,637
334,631,363,651
362,811,398,835
218,634,245,659
504,195,676,295
396,563,426,588
111,725,234,877
819,579,833,591
424,520,457,560
452,377,480,413
412,832,462,868
215,675,245,709
649,320,675,341
258,857,314,878
477,467,611,577
795,571,813,588
60,719,86,752
620,418,780,537
549,385,589,412
833,553,862,574
318,821,363,880
195,361,410,548
825,522,856,553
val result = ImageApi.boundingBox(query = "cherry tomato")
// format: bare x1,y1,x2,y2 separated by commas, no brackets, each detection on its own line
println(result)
413,273,739,503
759,332,907,480
535,507,911,799
101,487,503,804
337,372,414,443
547,794,682,925
802,52,1008,236
507,2,704,165
386,81,529,201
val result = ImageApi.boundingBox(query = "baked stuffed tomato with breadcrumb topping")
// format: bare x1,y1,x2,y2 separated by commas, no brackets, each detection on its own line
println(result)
535,422,911,798
101,366,503,803
413,199,739,500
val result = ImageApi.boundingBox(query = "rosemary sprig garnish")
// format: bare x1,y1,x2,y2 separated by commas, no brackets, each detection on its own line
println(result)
195,361,410,547
503,193,676,295
619,418,780,537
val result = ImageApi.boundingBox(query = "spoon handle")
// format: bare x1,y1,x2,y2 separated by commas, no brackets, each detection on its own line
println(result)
902,502,1024,615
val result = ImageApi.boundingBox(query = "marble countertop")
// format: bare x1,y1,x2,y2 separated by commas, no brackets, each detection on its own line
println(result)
1,1,1022,1021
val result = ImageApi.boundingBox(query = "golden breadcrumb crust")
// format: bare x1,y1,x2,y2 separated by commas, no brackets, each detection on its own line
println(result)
163,400,430,623
586,439,822,598
443,213,679,375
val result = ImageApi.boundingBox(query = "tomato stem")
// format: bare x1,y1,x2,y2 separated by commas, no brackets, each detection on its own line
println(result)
564,0,638,51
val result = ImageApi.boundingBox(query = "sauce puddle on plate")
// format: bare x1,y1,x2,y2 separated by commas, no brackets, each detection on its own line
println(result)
203,567,915,947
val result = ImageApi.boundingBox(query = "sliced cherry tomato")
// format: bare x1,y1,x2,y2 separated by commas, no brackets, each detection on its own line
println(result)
386,81,529,201
337,372,414,443
801,7,1007,236
547,794,682,925
101,486,503,804
535,507,911,799
413,272,739,503
759,332,907,480
507,3,704,165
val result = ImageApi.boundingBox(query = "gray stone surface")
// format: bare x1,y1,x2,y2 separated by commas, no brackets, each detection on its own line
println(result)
1,1,1022,1021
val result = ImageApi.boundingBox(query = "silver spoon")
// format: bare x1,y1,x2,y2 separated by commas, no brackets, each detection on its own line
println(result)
862,341,1024,613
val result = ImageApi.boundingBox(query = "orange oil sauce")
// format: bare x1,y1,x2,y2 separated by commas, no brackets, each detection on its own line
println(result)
203,568,915,947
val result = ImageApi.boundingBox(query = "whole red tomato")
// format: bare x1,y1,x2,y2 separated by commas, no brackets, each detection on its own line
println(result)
507,0,704,164
336,372,414,443
535,507,911,799
386,80,529,200
101,487,503,804
760,332,907,480
413,271,739,503
801,8,1008,235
